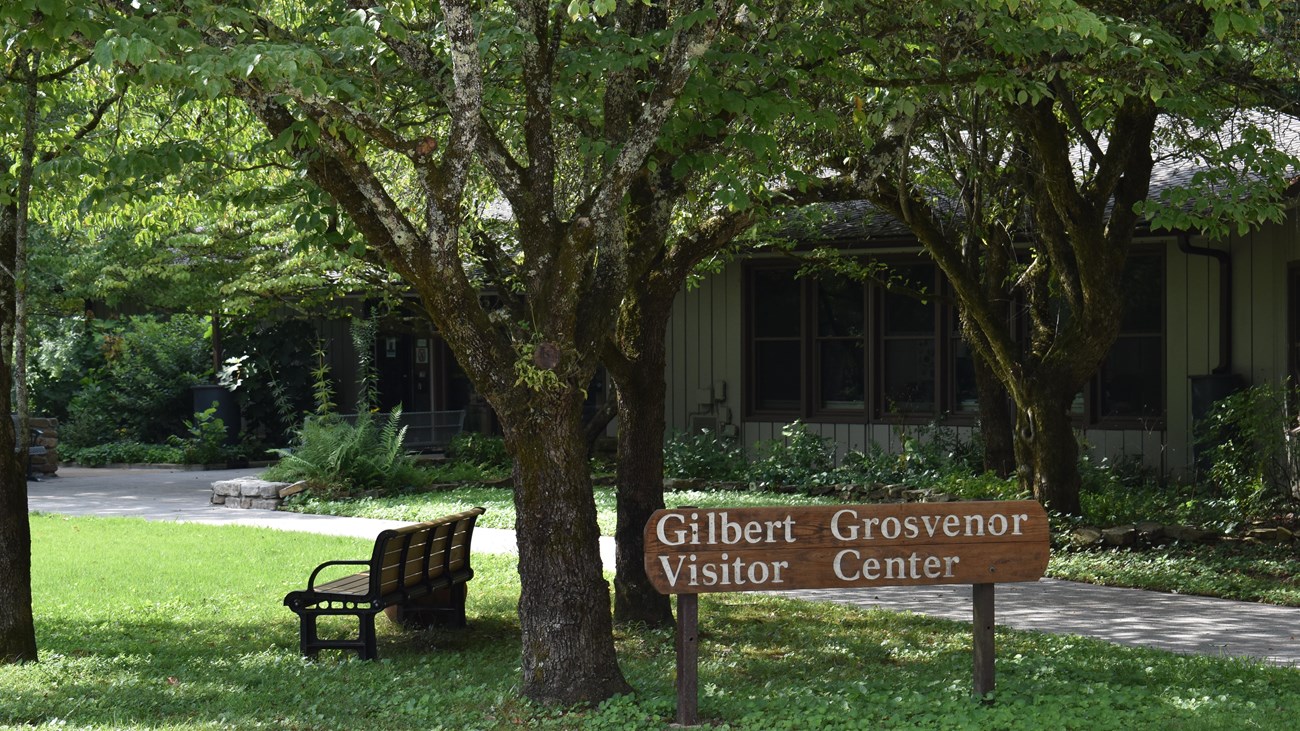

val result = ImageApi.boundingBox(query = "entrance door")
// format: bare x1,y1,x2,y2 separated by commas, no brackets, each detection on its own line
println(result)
375,333,433,413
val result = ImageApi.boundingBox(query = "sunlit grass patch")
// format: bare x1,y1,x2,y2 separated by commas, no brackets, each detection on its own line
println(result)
7,515,1299,730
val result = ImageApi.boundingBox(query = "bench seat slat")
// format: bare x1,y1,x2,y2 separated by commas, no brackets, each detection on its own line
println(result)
312,572,371,597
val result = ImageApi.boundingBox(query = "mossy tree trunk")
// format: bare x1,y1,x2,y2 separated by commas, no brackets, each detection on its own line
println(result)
603,276,674,627
499,386,631,703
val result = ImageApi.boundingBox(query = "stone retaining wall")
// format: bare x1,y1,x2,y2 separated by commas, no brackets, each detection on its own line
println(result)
211,478,293,510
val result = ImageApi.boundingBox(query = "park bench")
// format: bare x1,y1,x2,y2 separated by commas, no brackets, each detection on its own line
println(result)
11,415,46,481
283,506,486,660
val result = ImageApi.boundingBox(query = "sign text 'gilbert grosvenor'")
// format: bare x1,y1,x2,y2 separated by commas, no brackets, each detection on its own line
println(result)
643,501,1049,594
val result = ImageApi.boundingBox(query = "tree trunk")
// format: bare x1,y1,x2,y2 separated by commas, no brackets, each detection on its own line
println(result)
0,373,35,664
1013,385,1082,516
500,389,632,705
608,336,673,627
0,203,38,664
971,349,1015,478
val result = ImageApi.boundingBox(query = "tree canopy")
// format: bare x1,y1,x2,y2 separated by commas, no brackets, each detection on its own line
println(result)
3,0,1299,710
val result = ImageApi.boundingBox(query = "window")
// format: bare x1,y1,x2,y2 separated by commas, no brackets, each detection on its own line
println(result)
745,261,960,421
749,267,804,412
744,252,1167,425
1094,252,1165,422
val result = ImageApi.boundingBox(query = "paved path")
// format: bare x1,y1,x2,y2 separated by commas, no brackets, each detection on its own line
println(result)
27,467,1300,667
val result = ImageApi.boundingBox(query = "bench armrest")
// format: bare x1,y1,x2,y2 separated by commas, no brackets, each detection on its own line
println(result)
307,560,371,590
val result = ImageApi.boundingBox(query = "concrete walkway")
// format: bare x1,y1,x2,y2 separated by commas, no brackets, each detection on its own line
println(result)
26,467,1300,667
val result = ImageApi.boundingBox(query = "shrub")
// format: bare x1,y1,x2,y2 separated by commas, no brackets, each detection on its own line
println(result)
446,432,511,470
749,421,836,487
28,316,99,423
65,441,184,467
264,408,425,496
1195,381,1300,514
664,429,748,481
219,319,319,446
61,315,211,449
167,406,232,465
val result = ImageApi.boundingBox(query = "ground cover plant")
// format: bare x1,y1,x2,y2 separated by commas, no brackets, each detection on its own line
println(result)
1048,542,1300,606
7,515,1299,730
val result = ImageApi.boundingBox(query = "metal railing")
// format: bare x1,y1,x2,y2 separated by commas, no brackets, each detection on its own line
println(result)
338,409,467,451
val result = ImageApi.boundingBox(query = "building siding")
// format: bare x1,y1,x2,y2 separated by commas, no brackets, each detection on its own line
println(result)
665,215,1299,480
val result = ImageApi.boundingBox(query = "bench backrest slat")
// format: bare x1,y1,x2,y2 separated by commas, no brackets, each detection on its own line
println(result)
369,507,485,599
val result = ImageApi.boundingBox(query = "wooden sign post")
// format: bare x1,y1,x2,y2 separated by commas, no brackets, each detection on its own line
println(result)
644,501,1050,725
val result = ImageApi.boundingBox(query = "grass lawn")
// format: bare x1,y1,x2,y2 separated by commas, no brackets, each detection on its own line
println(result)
284,485,1300,607
5,514,1299,730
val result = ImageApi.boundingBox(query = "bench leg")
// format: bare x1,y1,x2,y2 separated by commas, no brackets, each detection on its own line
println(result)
358,613,378,661
448,583,468,628
298,613,321,659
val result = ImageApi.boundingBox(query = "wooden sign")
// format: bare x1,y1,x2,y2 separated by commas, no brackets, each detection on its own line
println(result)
644,501,1051,725
644,501,1049,594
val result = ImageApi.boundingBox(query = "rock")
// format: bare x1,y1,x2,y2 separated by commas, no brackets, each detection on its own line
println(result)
211,479,241,497
1134,521,1169,546
1165,525,1219,544
663,478,703,491
1135,521,1165,540
1244,527,1292,544
1068,527,1104,548
1101,525,1138,547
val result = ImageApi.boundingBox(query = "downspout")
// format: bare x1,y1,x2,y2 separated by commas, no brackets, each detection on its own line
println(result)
1177,232,1232,374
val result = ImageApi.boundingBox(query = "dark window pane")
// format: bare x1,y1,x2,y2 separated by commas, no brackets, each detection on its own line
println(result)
881,265,936,336
753,269,802,337
952,338,979,412
817,278,865,337
1121,254,1163,332
754,340,802,411
881,339,935,413
819,339,865,410
1099,336,1163,418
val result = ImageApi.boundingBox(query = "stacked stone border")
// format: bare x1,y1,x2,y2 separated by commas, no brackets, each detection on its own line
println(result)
211,478,304,510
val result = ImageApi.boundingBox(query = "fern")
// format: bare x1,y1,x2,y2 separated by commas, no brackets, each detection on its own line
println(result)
265,408,423,496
